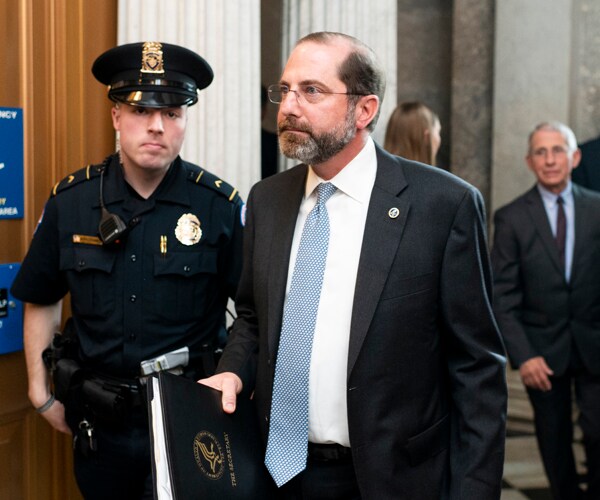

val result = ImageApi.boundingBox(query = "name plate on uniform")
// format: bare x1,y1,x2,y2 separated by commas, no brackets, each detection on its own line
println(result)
0,107,24,219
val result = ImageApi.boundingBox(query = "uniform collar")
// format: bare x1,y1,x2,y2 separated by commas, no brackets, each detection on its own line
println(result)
102,155,191,208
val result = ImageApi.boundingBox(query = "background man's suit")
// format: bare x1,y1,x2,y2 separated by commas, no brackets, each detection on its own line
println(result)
218,145,507,499
492,183,600,499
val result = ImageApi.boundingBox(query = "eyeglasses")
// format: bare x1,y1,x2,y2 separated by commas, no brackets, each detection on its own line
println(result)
267,83,368,104
530,146,570,158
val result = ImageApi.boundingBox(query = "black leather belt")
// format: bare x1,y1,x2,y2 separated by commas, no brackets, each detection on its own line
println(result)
308,442,352,462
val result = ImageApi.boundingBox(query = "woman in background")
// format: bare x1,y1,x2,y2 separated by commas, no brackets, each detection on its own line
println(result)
384,101,441,165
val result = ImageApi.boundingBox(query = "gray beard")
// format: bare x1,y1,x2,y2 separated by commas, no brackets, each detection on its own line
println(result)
279,106,356,165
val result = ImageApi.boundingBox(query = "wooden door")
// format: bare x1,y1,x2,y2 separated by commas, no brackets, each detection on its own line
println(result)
0,1,117,498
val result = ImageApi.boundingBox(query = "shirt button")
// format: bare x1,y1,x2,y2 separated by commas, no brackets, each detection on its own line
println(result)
130,295,137,302
130,254,137,262
78,260,85,267
183,265,191,272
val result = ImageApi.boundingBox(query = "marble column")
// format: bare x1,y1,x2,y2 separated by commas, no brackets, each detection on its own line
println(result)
396,1,452,171
570,0,600,143
117,0,261,199
450,0,495,205
279,0,397,170
491,0,572,213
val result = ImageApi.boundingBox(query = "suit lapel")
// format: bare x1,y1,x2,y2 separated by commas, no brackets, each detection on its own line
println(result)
571,183,586,283
347,147,409,376
524,186,564,276
267,166,308,355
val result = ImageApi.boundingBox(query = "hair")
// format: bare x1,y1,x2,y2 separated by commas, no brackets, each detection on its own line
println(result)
383,101,440,164
295,32,386,132
527,121,578,154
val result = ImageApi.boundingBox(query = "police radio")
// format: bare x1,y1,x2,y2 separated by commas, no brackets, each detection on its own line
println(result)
98,166,128,245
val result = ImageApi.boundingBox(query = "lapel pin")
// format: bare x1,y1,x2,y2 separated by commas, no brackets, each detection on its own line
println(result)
388,207,400,219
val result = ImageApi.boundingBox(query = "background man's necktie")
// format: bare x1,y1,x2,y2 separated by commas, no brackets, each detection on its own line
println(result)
556,196,566,268
264,182,337,487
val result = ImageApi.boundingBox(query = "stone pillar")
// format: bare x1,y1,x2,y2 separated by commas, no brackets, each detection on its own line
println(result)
396,1,453,170
450,0,495,204
491,0,572,213
279,0,397,169
117,0,261,198
570,0,600,143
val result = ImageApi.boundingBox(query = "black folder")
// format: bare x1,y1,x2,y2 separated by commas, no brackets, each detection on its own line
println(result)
147,372,273,499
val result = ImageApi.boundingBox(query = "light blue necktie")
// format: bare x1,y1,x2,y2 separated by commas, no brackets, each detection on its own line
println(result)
265,182,337,487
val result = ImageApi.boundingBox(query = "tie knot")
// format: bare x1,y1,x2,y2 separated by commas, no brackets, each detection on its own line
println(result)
316,182,337,205
557,196,564,205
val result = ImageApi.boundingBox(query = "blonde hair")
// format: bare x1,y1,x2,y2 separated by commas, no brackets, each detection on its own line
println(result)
384,101,440,164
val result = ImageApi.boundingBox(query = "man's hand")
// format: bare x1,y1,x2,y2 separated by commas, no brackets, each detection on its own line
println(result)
198,372,243,414
34,396,71,434
519,356,554,391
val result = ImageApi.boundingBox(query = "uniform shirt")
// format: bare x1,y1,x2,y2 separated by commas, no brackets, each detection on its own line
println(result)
286,137,377,446
12,154,244,378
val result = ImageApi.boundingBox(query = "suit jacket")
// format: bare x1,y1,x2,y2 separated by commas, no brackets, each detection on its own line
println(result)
572,136,600,192
218,145,507,499
492,183,600,376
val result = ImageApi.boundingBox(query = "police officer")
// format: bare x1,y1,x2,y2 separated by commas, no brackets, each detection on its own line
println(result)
12,41,244,499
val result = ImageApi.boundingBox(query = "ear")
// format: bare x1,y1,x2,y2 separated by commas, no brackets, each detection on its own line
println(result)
571,147,582,169
525,154,536,173
111,105,121,132
354,95,379,131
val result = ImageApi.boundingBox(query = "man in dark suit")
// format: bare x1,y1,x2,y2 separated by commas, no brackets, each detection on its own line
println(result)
201,31,507,499
492,121,600,500
572,134,600,191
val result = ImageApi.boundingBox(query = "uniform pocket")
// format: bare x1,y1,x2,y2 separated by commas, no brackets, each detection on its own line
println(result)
60,246,117,318
153,251,218,321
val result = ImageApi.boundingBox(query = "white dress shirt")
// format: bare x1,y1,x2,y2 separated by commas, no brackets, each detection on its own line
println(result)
537,182,575,282
285,137,377,446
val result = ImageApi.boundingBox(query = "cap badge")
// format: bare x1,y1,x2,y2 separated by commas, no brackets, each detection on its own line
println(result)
175,213,202,246
141,42,164,74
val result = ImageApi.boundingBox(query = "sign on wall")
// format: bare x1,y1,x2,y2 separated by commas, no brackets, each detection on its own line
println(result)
0,263,23,355
0,107,24,219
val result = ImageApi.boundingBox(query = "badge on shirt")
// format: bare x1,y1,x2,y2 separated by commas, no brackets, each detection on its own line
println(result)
175,213,202,246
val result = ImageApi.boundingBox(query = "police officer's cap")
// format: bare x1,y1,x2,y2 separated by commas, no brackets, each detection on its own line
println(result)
92,41,213,108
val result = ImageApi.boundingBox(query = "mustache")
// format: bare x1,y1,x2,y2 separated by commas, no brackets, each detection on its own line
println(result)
278,118,312,134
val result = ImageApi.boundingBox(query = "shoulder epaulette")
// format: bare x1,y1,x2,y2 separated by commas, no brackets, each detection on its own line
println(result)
51,163,102,197
184,163,241,204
